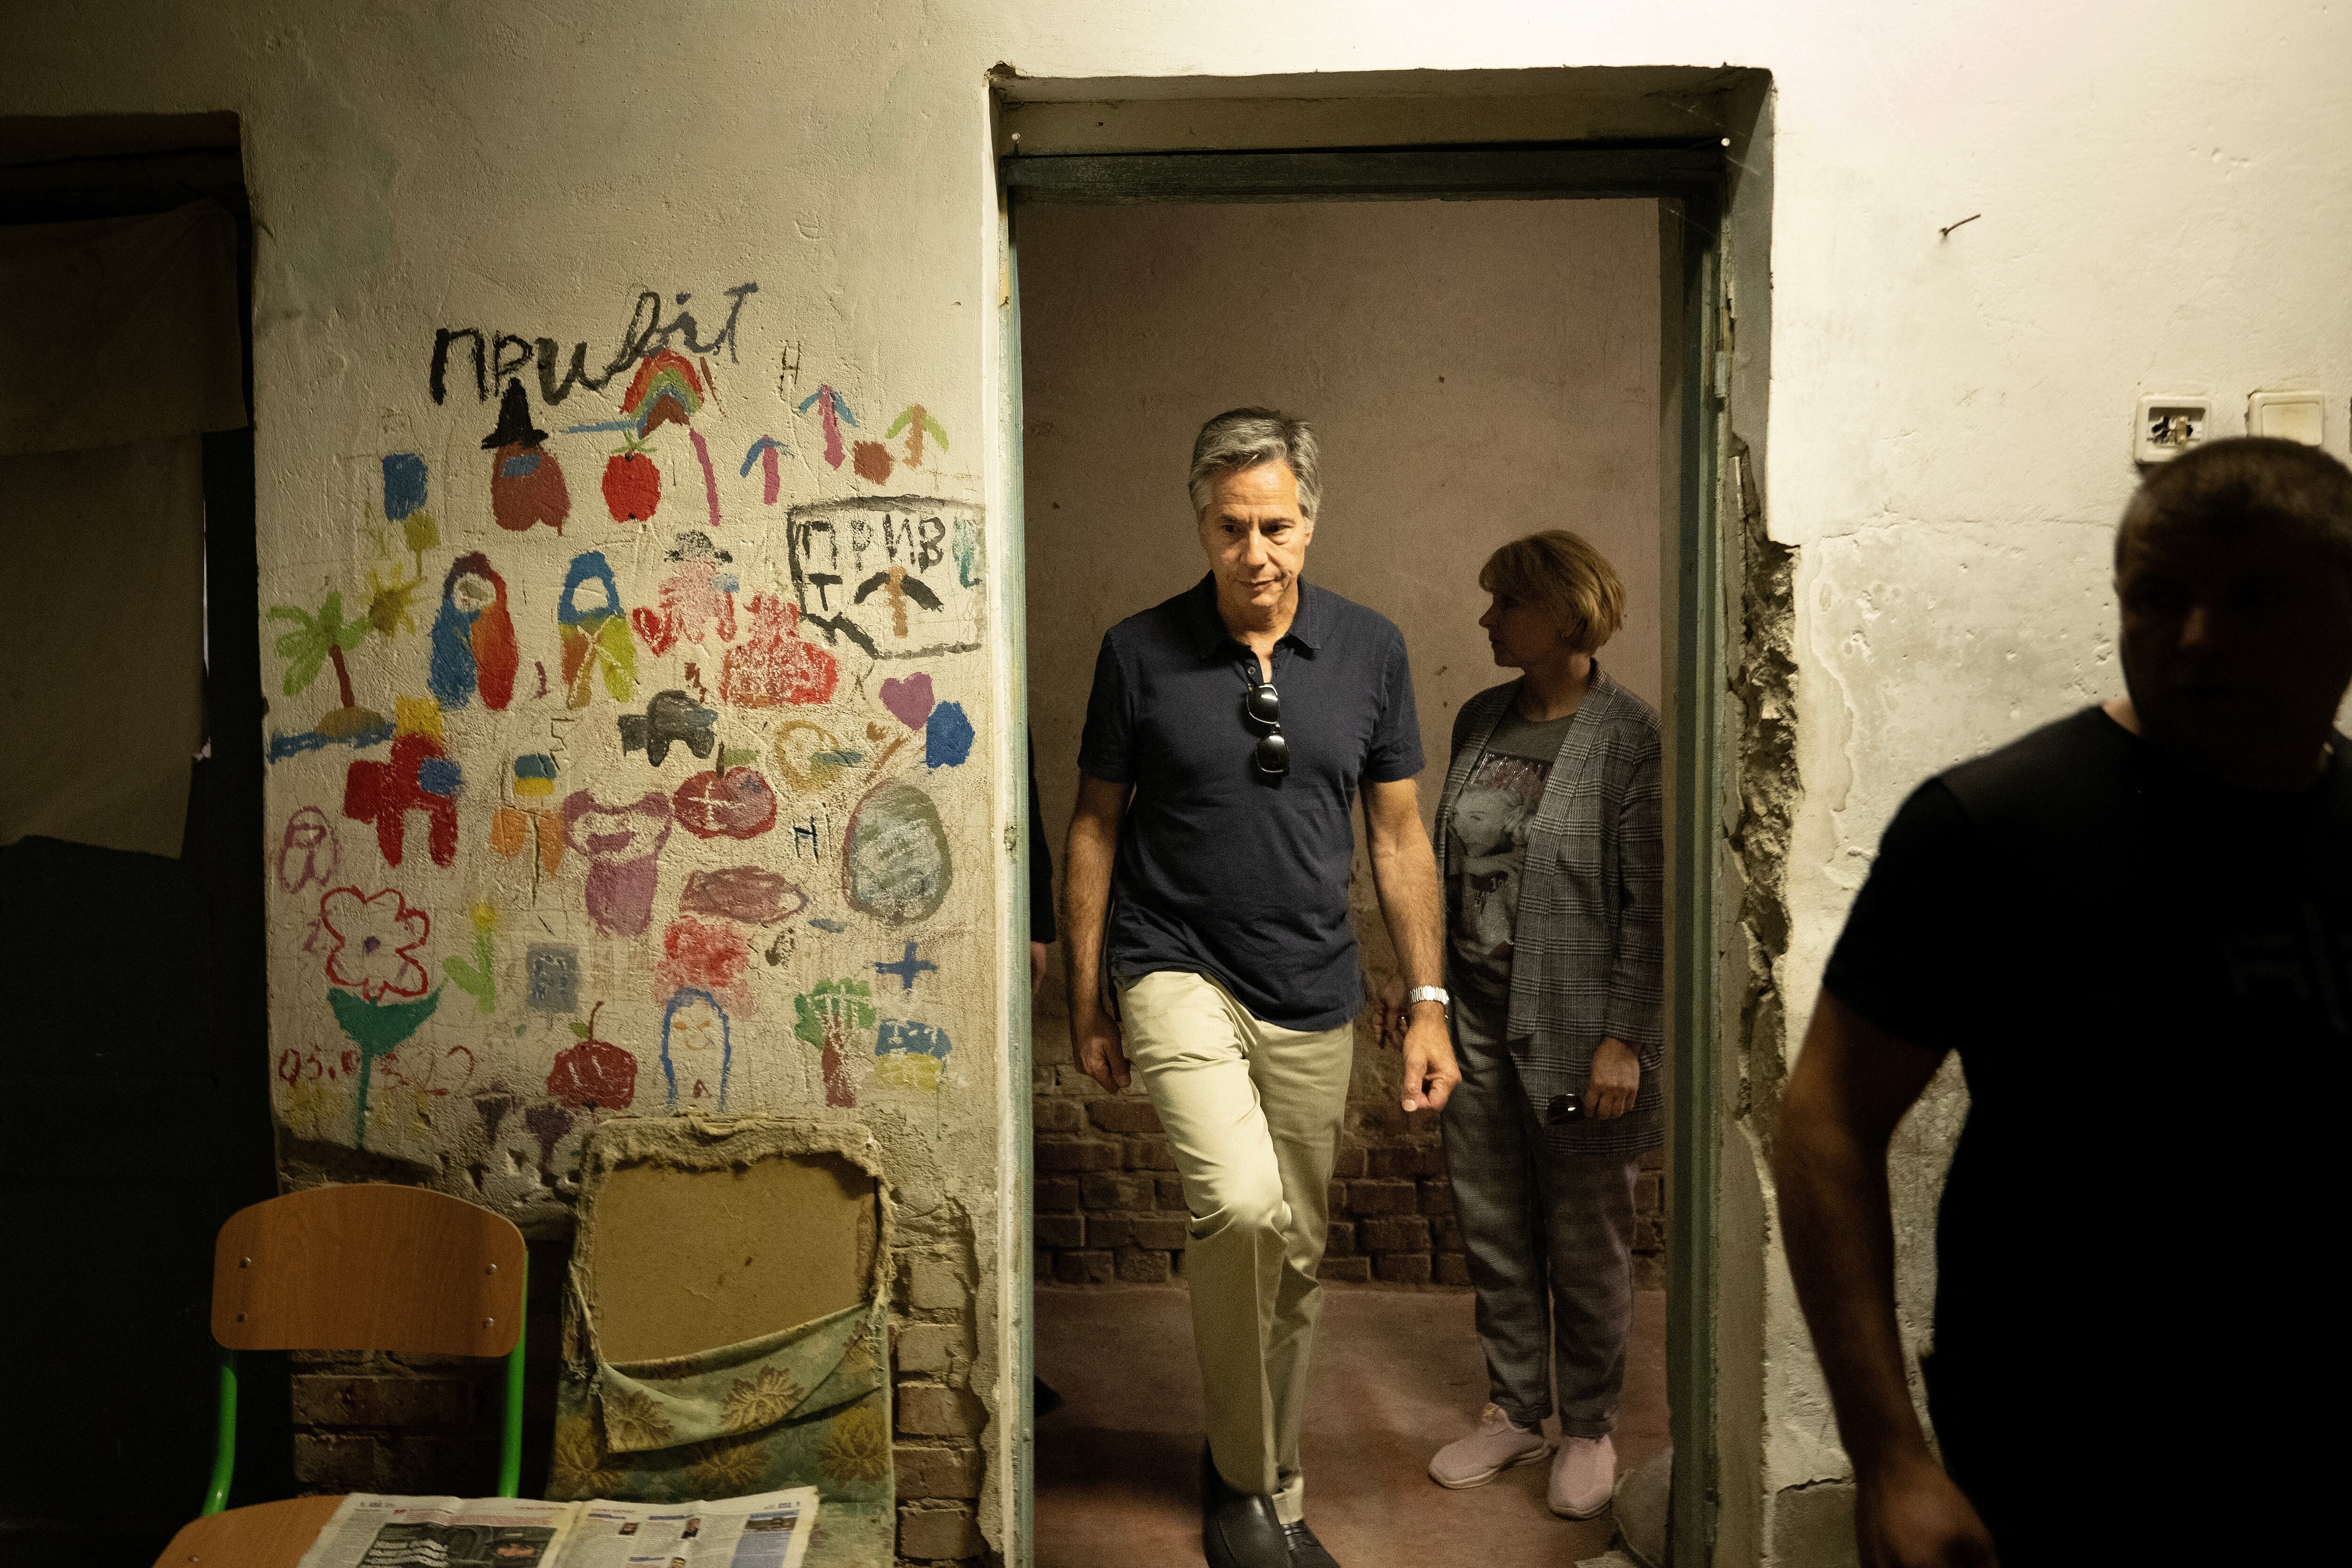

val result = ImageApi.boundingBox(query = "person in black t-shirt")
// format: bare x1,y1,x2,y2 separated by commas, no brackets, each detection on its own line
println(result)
1778,438,2352,1568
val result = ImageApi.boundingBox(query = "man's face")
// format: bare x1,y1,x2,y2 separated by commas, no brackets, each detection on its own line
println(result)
2115,518,2352,780
1198,461,1312,615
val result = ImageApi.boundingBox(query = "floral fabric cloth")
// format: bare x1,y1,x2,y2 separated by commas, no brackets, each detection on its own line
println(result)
549,1297,894,1568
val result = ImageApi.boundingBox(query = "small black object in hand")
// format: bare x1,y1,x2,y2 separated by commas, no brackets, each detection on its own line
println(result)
1545,1092,1584,1125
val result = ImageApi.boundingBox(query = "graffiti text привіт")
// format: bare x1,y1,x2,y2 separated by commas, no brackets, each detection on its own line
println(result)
427,283,759,406
786,496,985,660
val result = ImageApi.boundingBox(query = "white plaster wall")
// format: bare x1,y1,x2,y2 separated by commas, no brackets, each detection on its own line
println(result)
9,3,2349,1559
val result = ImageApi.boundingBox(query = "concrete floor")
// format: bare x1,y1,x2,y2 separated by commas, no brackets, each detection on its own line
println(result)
1035,1283,1669,1568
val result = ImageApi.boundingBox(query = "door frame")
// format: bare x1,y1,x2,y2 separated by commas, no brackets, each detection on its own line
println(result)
993,137,1733,1567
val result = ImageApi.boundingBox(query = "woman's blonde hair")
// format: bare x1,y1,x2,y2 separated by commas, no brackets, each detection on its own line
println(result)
1478,530,1627,654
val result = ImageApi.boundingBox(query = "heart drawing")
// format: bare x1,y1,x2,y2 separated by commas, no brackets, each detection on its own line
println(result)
881,672,936,731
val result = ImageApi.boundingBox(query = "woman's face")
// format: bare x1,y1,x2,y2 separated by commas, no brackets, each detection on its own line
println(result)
1478,590,1573,669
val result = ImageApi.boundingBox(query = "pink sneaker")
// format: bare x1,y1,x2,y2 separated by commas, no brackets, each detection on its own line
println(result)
1429,1405,1551,1489
1549,1433,1617,1518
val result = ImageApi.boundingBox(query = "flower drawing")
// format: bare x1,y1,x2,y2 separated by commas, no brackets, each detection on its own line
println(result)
320,887,432,1000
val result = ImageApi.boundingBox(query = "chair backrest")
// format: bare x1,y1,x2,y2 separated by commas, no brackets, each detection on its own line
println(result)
212,1183,525,1357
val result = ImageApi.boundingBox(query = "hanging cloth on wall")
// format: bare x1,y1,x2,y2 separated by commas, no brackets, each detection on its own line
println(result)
0,200,245,858
0,199,246,454
550,1115,900,1568
551,1297,896,1560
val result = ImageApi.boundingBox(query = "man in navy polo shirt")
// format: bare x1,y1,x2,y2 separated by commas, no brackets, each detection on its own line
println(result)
1063,408,1458,1568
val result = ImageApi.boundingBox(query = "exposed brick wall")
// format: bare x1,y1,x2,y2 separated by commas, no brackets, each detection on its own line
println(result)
1036,1081,1665,1291
283,1219,998,1568
890,1248,989,1563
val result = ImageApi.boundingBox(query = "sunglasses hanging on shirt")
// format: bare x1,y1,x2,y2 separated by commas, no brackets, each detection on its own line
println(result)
1241,681,1289,778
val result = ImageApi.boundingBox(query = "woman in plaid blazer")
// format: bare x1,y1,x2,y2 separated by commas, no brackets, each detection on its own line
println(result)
1413,530,1664,1520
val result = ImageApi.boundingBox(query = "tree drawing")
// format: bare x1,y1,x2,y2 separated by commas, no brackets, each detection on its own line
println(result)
268,590,391,743
792,978,874,1109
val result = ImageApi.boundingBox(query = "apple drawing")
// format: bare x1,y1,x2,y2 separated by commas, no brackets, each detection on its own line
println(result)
547,1003,638,1110
602,439,661,522
672,765,778,841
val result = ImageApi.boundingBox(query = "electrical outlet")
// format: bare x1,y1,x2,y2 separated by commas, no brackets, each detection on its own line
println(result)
2247,390,2325,447
2134,395,2210,463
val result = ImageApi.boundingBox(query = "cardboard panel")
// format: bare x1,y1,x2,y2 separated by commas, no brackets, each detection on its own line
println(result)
590,1152,877,1364
0,201,246,456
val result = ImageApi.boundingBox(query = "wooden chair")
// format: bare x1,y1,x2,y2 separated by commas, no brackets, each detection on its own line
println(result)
152,1184,528,1567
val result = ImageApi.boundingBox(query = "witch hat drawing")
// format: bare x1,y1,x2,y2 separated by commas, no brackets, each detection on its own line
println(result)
482,379,550,448
485,379,569,533
667,529,732,563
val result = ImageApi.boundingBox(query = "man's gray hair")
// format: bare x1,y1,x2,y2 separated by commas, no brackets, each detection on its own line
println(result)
1188,407,1322,521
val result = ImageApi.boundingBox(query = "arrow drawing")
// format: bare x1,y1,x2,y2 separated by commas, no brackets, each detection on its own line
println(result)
740,435,787,504
883,405,949,468
795,384,857,469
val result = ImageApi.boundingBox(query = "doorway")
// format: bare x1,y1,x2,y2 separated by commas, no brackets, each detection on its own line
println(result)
1005,140,1724,1568
0,113,282,1565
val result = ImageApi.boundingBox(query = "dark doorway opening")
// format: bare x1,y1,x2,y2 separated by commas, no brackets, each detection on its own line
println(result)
0,114,285,1567
1003,140,1724,1568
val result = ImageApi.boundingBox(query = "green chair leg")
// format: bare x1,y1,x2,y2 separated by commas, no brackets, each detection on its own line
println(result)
202,1346,238,1516
495,1251,527,1497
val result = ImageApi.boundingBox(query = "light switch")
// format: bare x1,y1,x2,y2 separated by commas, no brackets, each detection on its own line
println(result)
2247,390,2325,447
2134,395,2210,463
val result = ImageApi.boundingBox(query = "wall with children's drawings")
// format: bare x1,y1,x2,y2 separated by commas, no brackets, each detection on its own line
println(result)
253,283,1009,1549
263,304,988,1198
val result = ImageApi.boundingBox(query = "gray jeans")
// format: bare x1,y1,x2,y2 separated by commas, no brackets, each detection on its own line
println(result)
1441,986,1638,1438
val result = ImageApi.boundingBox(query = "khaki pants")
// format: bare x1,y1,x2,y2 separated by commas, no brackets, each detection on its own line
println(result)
1118,970,1355,1523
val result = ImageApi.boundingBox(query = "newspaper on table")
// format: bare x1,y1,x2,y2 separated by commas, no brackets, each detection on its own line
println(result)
294,1487,818,1568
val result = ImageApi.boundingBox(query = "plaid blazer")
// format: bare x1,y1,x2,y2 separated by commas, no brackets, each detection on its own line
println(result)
1434,670,1665,1154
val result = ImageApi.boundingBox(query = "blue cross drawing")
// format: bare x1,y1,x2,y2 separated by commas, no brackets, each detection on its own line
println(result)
875,941,938,993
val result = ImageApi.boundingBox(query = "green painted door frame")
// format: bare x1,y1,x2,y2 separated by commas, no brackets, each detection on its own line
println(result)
998,141,1728,1567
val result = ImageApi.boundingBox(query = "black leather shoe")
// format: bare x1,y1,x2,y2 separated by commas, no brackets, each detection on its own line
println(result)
1200,1446,1291,1568
1284,1520,1342,1567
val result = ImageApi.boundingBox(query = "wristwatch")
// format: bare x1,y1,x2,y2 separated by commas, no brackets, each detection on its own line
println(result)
1405,986,1450,1011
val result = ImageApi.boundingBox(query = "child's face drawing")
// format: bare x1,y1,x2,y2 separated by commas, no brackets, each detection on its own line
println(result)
667,996,722,1057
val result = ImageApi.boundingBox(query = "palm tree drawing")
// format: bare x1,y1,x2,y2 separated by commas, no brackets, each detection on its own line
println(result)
268,590,392,745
